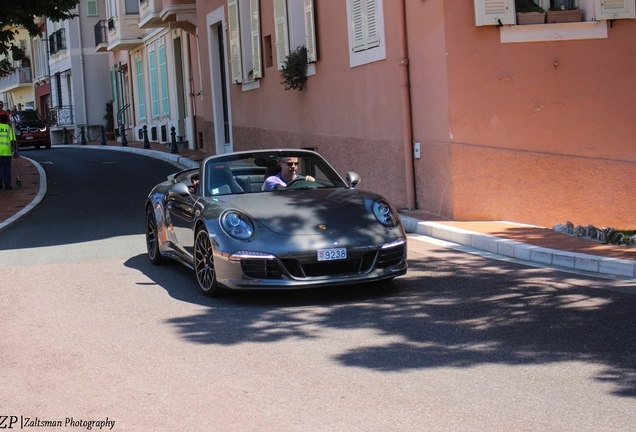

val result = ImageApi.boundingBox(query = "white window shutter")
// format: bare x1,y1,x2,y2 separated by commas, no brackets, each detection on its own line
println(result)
474,0,515,26
352,0,380,53
250,0,262,79
274,0,289,70
596,0,635,19
228,0,243,84
304,0,317,62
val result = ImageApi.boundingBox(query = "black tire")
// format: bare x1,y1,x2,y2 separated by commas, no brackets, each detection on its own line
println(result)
194,228,223,296
45,141,51,149
146,206,166,265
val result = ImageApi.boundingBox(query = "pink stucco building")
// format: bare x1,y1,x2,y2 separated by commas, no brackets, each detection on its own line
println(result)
139,0,636,228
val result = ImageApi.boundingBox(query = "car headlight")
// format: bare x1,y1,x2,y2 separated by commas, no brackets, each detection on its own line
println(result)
220,210,255,240
372,200,398,228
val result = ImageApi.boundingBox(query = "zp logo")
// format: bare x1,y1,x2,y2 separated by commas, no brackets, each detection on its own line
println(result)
0,416,18,429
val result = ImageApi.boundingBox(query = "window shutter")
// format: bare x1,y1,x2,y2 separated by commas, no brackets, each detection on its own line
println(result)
352,0,380,53
228,0,243,84
149,50,159,119
136,57,146,122
250,0,262,79
159,45,169,117
304,0,317,62
86,0,99,16
596,0,635,19
474,0,515,26
274,0,289,70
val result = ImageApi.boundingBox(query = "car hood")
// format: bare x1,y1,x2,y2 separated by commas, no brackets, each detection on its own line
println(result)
224,188,368,235
17,120,45,128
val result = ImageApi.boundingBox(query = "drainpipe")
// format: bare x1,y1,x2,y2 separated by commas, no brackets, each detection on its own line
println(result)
76,13,88,131
398,0,417,210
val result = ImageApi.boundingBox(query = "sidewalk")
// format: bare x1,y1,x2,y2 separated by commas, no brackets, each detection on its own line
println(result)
1,140,635,279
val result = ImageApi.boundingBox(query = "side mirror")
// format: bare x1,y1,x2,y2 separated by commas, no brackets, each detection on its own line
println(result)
346,171,361,188
169,182,191,198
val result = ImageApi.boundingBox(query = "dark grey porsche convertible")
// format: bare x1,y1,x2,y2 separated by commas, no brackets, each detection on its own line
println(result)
145,149,407,296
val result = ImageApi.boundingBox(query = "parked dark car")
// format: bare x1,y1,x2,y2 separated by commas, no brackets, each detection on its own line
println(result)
11,110,51,149
145,148,408,296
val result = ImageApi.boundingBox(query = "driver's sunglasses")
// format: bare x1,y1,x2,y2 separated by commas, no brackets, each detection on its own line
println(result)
286,162,299,166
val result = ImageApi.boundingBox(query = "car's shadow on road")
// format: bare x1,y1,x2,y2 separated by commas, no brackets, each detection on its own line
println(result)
124,249,636,399
124,253,400,308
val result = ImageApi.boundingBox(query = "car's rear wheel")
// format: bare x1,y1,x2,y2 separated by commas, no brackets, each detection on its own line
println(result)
194,228,223,296
146,206,166,265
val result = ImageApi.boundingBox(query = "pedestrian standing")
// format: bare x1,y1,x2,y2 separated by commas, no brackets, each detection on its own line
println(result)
0,113,17,190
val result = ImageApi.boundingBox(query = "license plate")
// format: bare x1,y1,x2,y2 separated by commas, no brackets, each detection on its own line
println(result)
26,136,33,140
317,248,347,261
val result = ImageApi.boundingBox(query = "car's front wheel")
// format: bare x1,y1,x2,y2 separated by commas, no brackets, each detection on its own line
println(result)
194,228,223,296
146,206,166,265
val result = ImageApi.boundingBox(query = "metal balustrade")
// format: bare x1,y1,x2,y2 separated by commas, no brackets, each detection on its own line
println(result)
48,106,74,127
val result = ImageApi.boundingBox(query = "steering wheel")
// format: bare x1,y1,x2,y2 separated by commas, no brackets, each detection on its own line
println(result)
285,178,318,189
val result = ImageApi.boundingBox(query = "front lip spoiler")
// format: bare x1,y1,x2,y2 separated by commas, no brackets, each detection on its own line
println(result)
218,264,407,290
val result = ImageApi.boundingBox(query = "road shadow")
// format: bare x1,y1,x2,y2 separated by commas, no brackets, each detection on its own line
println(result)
125,246,636,398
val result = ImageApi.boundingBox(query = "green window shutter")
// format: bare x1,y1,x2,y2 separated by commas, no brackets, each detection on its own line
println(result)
159,45,169,117
228,0,243,84
149,51,159,119
273,0,289,70
250,0,262,79
136,58,146,122
304,0,317,62
87,0,99,16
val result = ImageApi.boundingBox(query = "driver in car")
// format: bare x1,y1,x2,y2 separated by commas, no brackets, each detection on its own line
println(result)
263,156,314,190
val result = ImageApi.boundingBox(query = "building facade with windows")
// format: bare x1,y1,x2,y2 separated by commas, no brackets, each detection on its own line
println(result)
47,2,111,143
0,26,37,112
188,0,636,228
96,0,197,147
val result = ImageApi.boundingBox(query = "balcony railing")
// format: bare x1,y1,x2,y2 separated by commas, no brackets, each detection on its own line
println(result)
48,105,74,127
94,20,108,47
49,28,66,55
0,67,33,91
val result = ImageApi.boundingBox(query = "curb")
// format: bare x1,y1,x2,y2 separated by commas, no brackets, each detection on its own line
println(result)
0,156,47,233
401,217,636,279
52,144,199,169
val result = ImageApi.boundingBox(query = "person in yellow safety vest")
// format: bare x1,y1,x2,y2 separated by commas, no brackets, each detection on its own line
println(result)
0,113,17,190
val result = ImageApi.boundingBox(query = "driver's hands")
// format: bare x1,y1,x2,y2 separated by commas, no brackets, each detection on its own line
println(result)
305,175,315,182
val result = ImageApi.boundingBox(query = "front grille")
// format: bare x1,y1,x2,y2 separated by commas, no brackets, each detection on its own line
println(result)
301,259,362,277
376,244,406,268
21,127,41,133
241,259,281,279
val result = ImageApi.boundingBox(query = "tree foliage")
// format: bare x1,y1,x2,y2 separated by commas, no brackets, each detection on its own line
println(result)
0,0,80,54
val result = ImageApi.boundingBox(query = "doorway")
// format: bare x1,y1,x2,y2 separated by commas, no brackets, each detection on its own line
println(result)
207,8,232,154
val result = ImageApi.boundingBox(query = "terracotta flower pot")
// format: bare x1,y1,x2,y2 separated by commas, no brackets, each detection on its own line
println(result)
516,12,546,25
546,9,583,23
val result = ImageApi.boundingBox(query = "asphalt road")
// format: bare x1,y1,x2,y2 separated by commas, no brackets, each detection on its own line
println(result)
1,148,635,431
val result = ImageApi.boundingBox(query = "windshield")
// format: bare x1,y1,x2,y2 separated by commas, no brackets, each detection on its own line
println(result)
14,111,43,123
202,150,348,197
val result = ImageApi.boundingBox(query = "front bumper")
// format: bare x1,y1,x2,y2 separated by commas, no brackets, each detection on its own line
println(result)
214,238,407,290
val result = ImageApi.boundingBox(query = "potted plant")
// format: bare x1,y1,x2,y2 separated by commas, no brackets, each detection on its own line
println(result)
515,0,546,24
103,100,115,140
280,45,311,91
